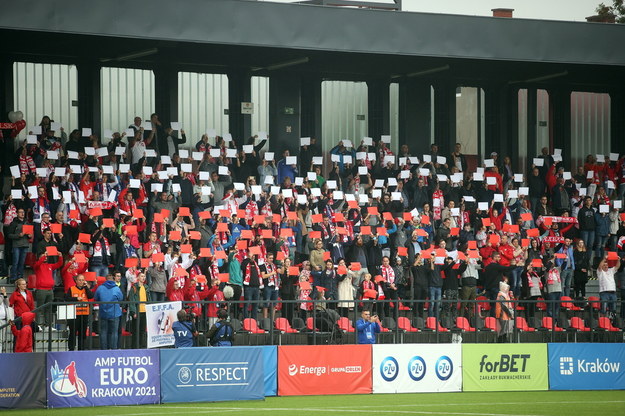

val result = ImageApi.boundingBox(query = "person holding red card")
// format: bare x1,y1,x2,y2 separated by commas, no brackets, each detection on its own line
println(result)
33,252,63,330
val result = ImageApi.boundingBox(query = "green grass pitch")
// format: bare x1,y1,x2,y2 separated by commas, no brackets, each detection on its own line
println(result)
4,391,625,416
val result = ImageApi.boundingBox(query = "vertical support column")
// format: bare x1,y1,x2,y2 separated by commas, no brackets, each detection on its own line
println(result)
366,78,390,141
76,61,102,134
610,89,625,155
227,70,252,143
300,75,322,140
433,82,456,156
484,84,518,162
0,59,13,120
527,88,538,170
549,88,571,166
269,73,301,154
0,59,15,190
154,65,179,126
399,79,431,155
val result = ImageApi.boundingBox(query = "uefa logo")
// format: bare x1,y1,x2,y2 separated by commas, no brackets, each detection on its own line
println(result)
560,357,574,375
407,356,426,381
178,366,192,384
435,356,453,381
380,357,399,381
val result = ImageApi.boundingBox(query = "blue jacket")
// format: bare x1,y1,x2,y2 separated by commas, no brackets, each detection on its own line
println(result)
356,318,380,344
94,280,123,319
594,212,610,237
172,321,195,348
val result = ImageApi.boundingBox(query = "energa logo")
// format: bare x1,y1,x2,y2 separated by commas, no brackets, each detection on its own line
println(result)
50,360,87,398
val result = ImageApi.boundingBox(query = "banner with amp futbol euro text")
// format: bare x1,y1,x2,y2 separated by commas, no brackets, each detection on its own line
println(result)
278,345,372,396
0,353,46,409
46,350,160,408
462,344,548,391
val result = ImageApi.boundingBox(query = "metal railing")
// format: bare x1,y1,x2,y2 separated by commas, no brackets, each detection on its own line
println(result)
0,297,622,352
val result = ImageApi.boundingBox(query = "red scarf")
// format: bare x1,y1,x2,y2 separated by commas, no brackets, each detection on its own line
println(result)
381,265,395,285
244,260,263,288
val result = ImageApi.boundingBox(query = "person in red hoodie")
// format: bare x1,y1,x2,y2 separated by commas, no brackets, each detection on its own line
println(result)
9,278,35,322
34,253,63,330
166,277,185,302
62,250,90,292
11,311,35,352
497,235,514,267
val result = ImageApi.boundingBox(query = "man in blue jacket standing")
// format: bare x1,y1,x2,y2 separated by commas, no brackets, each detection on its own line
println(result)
356,310,380,344
94,274,123,349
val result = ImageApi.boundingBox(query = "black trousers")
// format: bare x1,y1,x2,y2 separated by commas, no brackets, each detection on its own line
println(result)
68,315,89,351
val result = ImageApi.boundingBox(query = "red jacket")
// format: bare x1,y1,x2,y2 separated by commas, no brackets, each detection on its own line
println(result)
166,278,185,302
11,311,35,352
62,258,89,292
9,290,35,317
34,255,64,291
498,244,514,267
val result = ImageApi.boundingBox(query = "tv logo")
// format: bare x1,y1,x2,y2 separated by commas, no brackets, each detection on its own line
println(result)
559,357,574,375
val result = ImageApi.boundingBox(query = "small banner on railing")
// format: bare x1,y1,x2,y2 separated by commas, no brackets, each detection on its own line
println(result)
146,301,182,348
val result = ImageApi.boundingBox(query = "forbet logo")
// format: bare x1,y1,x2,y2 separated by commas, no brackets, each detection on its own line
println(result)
560,357,574,375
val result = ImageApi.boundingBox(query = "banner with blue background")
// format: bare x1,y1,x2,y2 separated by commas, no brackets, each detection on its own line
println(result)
548,343,625,390
160,346,264,403
47,350,160,408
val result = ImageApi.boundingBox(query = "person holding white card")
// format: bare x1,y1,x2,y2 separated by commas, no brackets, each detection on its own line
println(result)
299,137,321,172
277,149,298,186
158,127,186,159
258,158,277,192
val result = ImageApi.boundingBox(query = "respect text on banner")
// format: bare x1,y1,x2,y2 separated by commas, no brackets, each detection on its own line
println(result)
160,347,264,403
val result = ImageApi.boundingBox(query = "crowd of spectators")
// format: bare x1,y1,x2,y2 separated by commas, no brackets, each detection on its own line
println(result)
2,113,625,349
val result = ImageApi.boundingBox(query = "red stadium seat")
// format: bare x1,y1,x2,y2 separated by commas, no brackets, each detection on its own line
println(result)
515,316,535,332
455,316,476,332
243,318,266,334
425,317,449,332
337,317,355,333
275,317,298,333
397,317,418,332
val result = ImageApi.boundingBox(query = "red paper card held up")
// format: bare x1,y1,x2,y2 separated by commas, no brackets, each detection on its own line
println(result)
50,223,62,234
152,252,165,263
350,262,361,271
289,266,300,276
125,257,138,268
79,233,91,244
309,231,321,239
397,247,408,256
45,246,59,256
103,218,115,228
22,224,33,236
